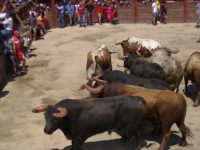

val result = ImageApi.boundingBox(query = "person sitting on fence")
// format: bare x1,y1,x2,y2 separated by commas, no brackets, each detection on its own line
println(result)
12,30,27,74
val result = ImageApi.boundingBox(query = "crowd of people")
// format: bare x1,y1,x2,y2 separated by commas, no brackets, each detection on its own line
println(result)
0,0,49,75
56,0,118,28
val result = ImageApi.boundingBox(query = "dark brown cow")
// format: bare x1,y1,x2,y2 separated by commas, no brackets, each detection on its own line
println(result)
83,82,192,150
116,36,179,57
184,51,200,107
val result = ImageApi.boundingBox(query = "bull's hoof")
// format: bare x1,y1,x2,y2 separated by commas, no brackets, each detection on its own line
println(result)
179,141,187,147
193,104,199,107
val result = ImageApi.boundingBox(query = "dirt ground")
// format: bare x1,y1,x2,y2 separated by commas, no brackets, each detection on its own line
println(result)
0,23,200,150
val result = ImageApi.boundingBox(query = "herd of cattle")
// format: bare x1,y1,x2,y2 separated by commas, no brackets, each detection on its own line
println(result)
32,36,200,150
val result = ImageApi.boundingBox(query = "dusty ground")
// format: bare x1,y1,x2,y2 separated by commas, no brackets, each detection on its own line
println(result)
0,23,200,150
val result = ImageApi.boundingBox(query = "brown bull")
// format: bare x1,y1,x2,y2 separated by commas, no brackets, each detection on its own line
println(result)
83,81,192,150
116,36,179,57
86,45,113,80
184,51,200,107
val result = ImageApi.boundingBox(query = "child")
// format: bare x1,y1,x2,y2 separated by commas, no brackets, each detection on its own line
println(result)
12,30,27,73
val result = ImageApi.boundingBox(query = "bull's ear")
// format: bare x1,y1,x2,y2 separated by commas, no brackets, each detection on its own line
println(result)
32,105,47,113
53,107,68,118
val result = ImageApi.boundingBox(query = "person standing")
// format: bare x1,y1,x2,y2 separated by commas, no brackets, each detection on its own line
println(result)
86,0,94,26
156,0,161,23
57,2,65,28
152,0,158,25
78,2,86,27
106,2,113,23
160,1,167,24
97,3,104,25
66,1,75,26
196,2,200,28
0,11,13,54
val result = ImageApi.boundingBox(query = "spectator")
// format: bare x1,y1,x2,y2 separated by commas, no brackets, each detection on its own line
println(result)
160,1,167,24
0,11,13,55
106,2,113,23
156,0,161,23
29,12,38,40
65,1,75,26
57,2,65,28
152,0,157,25
16,13,32,58
74,1,80,25
12,30,27,74
97,3,104,25
77,2,86,27
196,2,200,28
86,0,94,26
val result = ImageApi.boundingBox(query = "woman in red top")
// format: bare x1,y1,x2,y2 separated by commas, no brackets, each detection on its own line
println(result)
106,2,113,23
97,3,104,24
12,30,26,72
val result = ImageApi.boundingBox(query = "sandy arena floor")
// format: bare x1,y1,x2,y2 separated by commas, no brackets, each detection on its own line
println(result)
0,23,200,150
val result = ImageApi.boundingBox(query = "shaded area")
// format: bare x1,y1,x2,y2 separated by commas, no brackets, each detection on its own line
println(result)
185,84,197,103
0,91,9,99
51,132,182,150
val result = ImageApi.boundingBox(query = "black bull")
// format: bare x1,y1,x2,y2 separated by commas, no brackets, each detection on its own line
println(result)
32,96,147,150
86,70,172,91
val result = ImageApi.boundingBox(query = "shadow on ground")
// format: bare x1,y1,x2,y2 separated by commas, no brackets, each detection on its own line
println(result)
51,132,182,150
185,84,197,103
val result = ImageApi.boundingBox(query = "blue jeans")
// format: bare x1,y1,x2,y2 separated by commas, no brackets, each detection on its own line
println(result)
197,13,200,26
78,15,86,27
58,13,65,28
68,13,73,26
0,30,12,54
87,12,93,25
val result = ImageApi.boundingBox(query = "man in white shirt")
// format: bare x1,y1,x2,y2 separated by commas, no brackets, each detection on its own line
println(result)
152,0,157,25
0,12,13,54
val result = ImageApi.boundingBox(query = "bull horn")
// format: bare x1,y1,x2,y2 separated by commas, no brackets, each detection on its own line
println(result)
115,39,122,45
165,48,179,54
108,49,117,53
118,53,126,60
32,105,47,113
53,107,68,118
85,84,104,94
